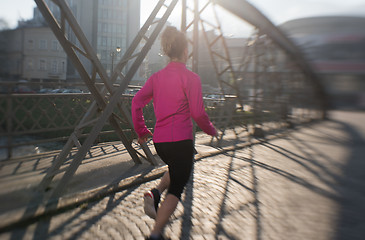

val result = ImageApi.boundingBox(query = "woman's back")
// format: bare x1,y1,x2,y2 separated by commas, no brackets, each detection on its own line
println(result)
133,61,215,143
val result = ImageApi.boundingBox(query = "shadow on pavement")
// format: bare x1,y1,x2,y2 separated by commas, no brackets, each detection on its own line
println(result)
182,115,364,240
2,111,364,239
40,186,139,240
330,119,365,240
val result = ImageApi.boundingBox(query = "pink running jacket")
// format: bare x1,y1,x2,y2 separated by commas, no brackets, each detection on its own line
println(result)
132,61,216,143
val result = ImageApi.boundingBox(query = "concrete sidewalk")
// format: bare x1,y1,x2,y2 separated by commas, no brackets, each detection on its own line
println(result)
0,111,364,239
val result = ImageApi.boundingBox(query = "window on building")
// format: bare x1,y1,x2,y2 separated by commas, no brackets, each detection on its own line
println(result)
107,38,111,48
114,9,119,20
27,39,34,50
102,9,108,19
52,40,58,51
16,59,21,72
122,37,126,48
122,0,127,8
27,59,33,70
112,23,117,34
39,39,47,50
97,36,102,47
52,60,58,73
117,24,122,33
39,59,47,71
102,37,107,46
101,50,107,60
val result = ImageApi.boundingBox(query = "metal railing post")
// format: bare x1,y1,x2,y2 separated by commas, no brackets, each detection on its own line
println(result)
6,94,12,159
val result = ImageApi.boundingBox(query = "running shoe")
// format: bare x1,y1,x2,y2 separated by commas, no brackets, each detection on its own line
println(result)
144,189,160,219
145,235,169,240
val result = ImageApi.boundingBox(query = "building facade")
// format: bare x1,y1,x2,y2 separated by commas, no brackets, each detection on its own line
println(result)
33,0,140,80
280,16,365,109
95,0,140,76
0,0,141,88
0,26,67,84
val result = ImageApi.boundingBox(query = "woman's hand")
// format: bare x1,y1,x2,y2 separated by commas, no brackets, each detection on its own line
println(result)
213,127,219,138
138,132,153,144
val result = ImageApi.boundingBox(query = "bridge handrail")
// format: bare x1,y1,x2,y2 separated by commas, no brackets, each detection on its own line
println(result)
0,92,322,160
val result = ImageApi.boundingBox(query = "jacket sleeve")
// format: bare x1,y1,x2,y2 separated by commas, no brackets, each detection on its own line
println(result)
186,76,217,136
131,76,154,138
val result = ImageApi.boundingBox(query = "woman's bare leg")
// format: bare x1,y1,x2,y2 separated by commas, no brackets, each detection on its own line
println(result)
150,194,179,235
155,171,170,194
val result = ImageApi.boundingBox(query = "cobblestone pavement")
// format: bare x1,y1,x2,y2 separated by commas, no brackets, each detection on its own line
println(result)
1,111,364,240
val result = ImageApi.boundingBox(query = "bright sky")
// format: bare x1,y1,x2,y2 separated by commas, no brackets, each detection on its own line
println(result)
1,0,364,31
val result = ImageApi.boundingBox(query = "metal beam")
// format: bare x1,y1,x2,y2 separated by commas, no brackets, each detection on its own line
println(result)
49,0,179,198
33,0,182,198
212,0,327,117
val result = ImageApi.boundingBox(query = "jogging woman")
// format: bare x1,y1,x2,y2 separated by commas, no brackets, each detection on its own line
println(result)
132,26,217,240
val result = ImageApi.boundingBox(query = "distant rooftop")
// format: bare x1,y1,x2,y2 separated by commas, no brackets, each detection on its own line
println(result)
280,16,365,35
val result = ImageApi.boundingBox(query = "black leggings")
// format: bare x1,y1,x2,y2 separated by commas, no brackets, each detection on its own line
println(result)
154,139,194,200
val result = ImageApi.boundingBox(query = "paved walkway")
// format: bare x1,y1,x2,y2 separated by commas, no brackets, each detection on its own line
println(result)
0,111,364,239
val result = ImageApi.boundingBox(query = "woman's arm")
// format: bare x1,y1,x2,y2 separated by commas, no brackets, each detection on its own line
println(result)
131,76,154,139
186,76,217,136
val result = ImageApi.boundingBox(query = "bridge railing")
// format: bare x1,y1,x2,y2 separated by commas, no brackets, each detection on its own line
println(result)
0,87,322,160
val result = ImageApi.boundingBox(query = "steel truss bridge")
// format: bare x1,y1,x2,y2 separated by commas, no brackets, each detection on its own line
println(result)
1,0,327,200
